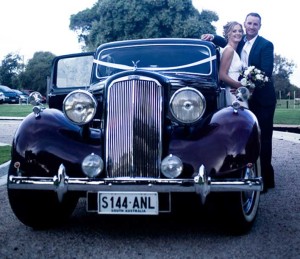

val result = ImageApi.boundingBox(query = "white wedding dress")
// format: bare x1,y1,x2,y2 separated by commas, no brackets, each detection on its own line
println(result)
220,46,248,108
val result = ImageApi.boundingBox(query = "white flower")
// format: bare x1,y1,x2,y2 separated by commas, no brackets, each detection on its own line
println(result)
239,66,269,89
249,82,256,89
255,74,263,80
244,69,250,76
241,78,248,86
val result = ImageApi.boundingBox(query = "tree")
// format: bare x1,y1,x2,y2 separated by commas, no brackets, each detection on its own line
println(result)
273,54,297,98
18,52,55,95
69,3,100,51
70,0,218,50
68,0,296,98
0,53,24,88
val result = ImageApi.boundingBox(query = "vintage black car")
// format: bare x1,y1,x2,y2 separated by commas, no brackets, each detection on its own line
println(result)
7,38,262,233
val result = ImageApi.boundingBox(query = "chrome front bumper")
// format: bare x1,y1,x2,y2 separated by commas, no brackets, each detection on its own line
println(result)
8,164,263,204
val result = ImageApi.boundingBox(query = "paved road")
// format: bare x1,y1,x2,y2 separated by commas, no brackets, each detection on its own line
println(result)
0,120,299,258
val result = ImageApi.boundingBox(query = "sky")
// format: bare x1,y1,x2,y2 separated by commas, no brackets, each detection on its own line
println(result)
0,0,299,86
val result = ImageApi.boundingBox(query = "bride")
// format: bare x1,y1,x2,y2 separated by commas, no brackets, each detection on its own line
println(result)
218,21,248,108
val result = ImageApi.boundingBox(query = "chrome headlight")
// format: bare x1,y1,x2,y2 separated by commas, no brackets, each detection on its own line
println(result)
161,154,183,178
63,90,97,125
170,87,206,124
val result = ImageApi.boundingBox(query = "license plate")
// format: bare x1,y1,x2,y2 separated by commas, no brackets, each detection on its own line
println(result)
98,192,158,215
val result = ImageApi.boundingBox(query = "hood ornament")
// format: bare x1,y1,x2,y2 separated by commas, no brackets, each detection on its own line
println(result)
132,60,140,70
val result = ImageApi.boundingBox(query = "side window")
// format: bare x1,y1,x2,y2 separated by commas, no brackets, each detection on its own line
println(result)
56,56,94,87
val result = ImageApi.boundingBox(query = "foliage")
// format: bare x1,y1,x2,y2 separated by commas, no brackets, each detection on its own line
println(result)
69,3,100,51
0,53,24,88
18,52,55,95
273,54,296,78
273,54,297,97
70,0,218,51
69,1,298,91
0,51,55,96
0,1,298,99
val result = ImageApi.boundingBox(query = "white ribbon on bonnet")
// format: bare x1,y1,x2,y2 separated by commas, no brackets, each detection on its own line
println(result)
93,55,217,72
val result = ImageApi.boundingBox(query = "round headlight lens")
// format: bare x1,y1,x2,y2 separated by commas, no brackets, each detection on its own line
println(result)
63,90,97,125
170,87,206,124
82,153,103,178
161,154,183,178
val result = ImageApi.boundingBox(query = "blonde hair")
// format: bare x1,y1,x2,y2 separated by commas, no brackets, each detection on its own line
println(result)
223,21,243,40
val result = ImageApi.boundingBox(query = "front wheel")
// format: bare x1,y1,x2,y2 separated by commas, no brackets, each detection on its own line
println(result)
207,159,261,234
8,188,79,229
225,159,261,234
7,161,79,229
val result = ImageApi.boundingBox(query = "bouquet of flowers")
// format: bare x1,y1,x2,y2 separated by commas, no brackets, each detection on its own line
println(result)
240,66,269,89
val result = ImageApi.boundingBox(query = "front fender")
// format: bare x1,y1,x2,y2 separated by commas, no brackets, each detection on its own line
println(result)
169,107,260,177
11,108,102,177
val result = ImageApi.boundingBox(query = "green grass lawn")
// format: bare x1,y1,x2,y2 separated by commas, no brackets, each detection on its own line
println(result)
0,104,35,163
274,109,300,125
0,104,33,117
275,99,300,125
0,145,11,164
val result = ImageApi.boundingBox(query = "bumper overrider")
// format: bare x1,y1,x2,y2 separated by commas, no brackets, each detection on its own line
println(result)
8,164,263,204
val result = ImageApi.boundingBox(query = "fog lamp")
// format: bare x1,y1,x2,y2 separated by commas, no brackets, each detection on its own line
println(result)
161,154,183,178
82,153,103,178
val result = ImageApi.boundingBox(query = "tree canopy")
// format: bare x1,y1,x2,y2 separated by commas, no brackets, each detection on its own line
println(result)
0,52,55,95
0,1,298,96
273,54,297,98
0,53,23,87
18,52,55,95
70,0,218,51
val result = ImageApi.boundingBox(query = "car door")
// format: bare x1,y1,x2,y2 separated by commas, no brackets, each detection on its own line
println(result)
48,52,94,110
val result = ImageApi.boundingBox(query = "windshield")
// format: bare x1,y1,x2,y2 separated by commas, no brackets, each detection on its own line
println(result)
94,44,216,78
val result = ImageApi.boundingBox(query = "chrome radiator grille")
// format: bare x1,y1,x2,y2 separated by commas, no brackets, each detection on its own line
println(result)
105,77,162,178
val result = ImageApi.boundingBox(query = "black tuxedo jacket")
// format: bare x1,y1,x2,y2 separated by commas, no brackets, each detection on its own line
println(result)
213,35,276,106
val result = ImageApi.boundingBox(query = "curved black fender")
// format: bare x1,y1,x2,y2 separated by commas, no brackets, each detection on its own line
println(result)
169,106,260,177
10,108,102,177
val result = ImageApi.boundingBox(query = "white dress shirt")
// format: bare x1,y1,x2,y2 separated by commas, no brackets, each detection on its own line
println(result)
241,36,258,67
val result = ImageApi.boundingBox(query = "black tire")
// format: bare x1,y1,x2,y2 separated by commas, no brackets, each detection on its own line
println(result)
8,188,78,229
225,159,261,234
7,160,79,229
207,158,261,234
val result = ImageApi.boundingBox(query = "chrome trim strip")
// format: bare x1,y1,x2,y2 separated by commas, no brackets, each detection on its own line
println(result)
8,164,263,204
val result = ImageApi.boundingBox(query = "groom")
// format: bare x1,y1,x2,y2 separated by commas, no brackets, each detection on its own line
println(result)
202,13,276,192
